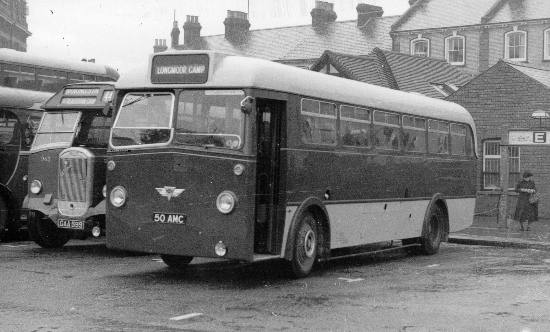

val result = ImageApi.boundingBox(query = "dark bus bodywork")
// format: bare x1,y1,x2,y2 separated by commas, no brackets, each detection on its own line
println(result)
106,52,477,277
26,83,116,248
0,87,51,239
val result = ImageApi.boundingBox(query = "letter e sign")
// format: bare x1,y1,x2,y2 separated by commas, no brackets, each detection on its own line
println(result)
533,132,547,143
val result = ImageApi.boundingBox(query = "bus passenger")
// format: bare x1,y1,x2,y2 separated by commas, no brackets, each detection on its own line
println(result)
514,171,538,231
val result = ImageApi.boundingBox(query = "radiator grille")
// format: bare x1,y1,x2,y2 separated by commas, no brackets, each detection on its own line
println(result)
58,156,87,202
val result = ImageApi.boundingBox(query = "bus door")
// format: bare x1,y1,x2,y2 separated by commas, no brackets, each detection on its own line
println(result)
0,109,21,186
254,99,285,254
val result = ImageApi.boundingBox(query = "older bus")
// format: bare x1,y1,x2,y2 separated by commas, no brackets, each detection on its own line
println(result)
0,48,119,92
0,87,51,239
106,51,477,277
26,83,116,248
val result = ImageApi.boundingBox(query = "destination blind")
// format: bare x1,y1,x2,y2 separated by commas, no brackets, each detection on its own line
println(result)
151,54,209,84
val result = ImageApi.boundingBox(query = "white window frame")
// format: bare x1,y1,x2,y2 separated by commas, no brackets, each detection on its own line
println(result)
445,32,465,65
410,35,430,57
504,27,527,61
544,28,550,60
482,140,521,190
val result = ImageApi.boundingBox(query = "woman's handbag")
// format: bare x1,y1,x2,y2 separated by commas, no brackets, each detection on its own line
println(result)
529,192,540,204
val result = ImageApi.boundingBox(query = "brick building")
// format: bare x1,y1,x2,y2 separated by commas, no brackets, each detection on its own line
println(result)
0,0,30,51
391,0,550,74
154,1,398,69
447,60,550,217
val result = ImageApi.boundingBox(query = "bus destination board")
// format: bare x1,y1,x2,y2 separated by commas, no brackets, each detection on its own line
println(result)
151,54,209,84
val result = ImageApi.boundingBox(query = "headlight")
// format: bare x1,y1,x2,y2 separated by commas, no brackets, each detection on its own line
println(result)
30,180,42,194
102,185,107,198
216,191,237,214
110,186,127,207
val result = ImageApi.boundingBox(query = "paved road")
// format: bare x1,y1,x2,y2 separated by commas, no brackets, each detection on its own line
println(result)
1,240,550,331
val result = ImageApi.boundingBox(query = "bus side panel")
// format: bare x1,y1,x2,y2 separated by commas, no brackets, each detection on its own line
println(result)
107,151,257,261
447,198,476,232
326,200,429,249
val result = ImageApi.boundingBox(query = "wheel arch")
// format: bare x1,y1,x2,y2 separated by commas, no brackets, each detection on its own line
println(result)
283,197,331,261
423,193,449,241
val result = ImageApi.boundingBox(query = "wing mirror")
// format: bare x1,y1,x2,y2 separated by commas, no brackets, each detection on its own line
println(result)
240,96,255,114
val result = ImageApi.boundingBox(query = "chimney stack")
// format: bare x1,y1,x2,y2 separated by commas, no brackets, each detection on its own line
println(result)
153,39,168,53
171,20,180,48
224,10,250,44
311,1,337,29
356,3,384,28
183,15,202,49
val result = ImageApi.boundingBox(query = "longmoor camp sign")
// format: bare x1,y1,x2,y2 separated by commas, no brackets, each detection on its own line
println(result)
151,54,209,84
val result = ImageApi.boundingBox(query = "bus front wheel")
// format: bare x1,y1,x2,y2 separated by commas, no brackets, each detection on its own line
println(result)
28,212,70,248
160,254,193,270
290,212,318,278
419,204,445,255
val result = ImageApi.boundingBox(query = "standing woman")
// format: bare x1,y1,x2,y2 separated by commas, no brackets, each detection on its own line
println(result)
514,171,537,231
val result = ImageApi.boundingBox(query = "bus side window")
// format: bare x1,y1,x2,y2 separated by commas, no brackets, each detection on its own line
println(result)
373,110,400,150
428,120,450,154
300,99,336,145
22,113,42,150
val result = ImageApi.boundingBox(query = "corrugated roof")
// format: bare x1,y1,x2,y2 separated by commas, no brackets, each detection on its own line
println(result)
486,0,550,23
507,61,550,88
392,0,497,31
177,16,399,62
310,48,472,99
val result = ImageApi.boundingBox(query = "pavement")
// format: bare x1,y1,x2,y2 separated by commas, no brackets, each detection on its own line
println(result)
448,215,550,250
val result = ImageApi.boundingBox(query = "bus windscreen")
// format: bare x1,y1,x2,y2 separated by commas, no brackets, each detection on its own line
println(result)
111,93,173,146
32,112,80,150
173,90,244,149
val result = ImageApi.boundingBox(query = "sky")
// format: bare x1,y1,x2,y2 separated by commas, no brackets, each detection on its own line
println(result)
26,0,410,75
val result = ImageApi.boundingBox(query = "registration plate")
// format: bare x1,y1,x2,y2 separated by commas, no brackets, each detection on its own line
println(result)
152,213,187,225
57,218,85,230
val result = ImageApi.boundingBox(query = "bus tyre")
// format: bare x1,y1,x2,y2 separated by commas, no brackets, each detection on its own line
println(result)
419,205,444,255
28,212,70,249
290,212,318,278
160,254,193,270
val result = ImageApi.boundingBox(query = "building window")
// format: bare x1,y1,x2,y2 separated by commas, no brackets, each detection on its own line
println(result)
445,33,465,65
544,28,550,60
411,36,430,57
483,140,520,189
505,28,527,61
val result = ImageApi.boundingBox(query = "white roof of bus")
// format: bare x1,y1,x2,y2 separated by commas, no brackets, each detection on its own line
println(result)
0,86,53,108
117,51,475,128
0,48,119,79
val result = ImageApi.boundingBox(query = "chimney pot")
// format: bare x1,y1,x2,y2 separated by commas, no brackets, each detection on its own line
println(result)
311,1,337,29
224,10,250,44
356,3,384,27
184,15,202,49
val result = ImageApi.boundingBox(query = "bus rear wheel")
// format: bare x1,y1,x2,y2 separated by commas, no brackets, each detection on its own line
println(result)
160,254,194,270
290,212,318,278
28,212,70,248
419,205,444,255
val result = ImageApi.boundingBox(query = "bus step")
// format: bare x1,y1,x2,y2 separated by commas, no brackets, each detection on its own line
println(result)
323,243,421,262
252,254,281,262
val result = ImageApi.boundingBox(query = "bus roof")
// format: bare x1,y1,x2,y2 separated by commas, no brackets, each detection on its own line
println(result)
117,51,475,128
0,86,53,109
0,48,119,80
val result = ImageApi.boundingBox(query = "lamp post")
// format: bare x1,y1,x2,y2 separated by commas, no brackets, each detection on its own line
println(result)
531,110,549,128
